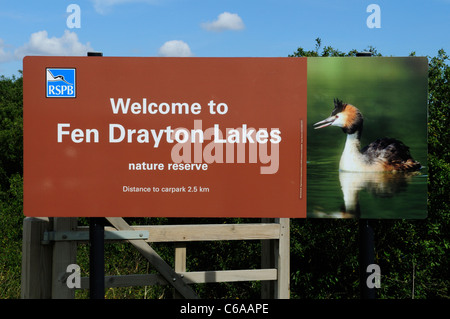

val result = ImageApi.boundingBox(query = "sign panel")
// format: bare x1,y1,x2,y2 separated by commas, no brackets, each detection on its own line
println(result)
24,57,308,217
24,56,428,219
306,57,428,219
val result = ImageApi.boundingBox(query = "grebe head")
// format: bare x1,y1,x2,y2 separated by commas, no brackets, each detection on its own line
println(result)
313,99,363,135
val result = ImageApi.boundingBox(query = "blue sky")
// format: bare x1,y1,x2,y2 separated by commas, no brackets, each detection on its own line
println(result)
0,0,449,76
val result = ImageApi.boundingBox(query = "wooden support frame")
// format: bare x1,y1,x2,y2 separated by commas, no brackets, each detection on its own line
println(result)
21,217,290,299
106,217,199,299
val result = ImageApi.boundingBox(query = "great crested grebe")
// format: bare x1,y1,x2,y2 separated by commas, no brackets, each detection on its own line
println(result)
313,99,421,172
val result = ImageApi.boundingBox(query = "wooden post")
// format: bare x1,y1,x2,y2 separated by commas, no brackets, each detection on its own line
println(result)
275,218,290,299
261,218,290,299
51,217,78,299
261,218,275,298
173,243,187,298
174,243,187,275
21,217,53,298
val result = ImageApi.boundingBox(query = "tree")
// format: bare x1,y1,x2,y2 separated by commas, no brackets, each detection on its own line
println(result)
288,37,380,58
0,73,23,298
0,73,23,192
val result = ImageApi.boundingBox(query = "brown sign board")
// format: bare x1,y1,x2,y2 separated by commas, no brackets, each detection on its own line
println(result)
24,57,308,218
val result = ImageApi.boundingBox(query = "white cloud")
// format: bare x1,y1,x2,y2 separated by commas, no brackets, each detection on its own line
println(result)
0,39,13,63
15,30,94,59
158,40,193,57
91,0,157,14
201,12,245,32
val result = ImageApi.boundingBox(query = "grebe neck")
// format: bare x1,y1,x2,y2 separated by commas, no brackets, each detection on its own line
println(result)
339,131,367,172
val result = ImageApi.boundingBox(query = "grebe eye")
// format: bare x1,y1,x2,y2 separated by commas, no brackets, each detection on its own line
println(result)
335,115,339,118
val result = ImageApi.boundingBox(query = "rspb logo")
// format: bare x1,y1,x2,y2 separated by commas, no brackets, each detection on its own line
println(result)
46,68,76,98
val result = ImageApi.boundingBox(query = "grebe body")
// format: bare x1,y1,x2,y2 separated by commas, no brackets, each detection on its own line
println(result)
314,99,421,172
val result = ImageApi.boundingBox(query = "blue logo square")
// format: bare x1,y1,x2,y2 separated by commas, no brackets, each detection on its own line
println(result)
46,68,76,98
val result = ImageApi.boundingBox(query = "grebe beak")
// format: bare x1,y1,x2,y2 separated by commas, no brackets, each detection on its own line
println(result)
313,115,337,129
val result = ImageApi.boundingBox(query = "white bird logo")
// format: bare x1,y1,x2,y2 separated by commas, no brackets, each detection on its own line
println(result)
47,69,73,85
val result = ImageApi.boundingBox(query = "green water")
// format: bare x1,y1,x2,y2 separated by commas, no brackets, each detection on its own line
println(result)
306,57,428,219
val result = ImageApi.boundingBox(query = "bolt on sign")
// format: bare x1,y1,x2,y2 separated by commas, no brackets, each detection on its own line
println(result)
24,57,308,218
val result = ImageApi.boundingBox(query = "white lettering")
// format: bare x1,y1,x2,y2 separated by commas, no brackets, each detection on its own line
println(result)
57,124,98,143
151,129,164,148
57,123,71,142
109,124,125,143
110,98,202,115
110,98,130,114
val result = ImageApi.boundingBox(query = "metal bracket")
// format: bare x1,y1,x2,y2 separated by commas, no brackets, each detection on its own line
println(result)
42,230,149,244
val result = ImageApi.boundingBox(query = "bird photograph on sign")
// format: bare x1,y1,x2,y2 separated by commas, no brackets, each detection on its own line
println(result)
307,57,428,219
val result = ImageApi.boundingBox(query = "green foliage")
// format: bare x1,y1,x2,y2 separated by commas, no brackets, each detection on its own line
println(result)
288,37,380,58
290,219,360,298
0,73,24,299
0,39,448,299
0,73,23,192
